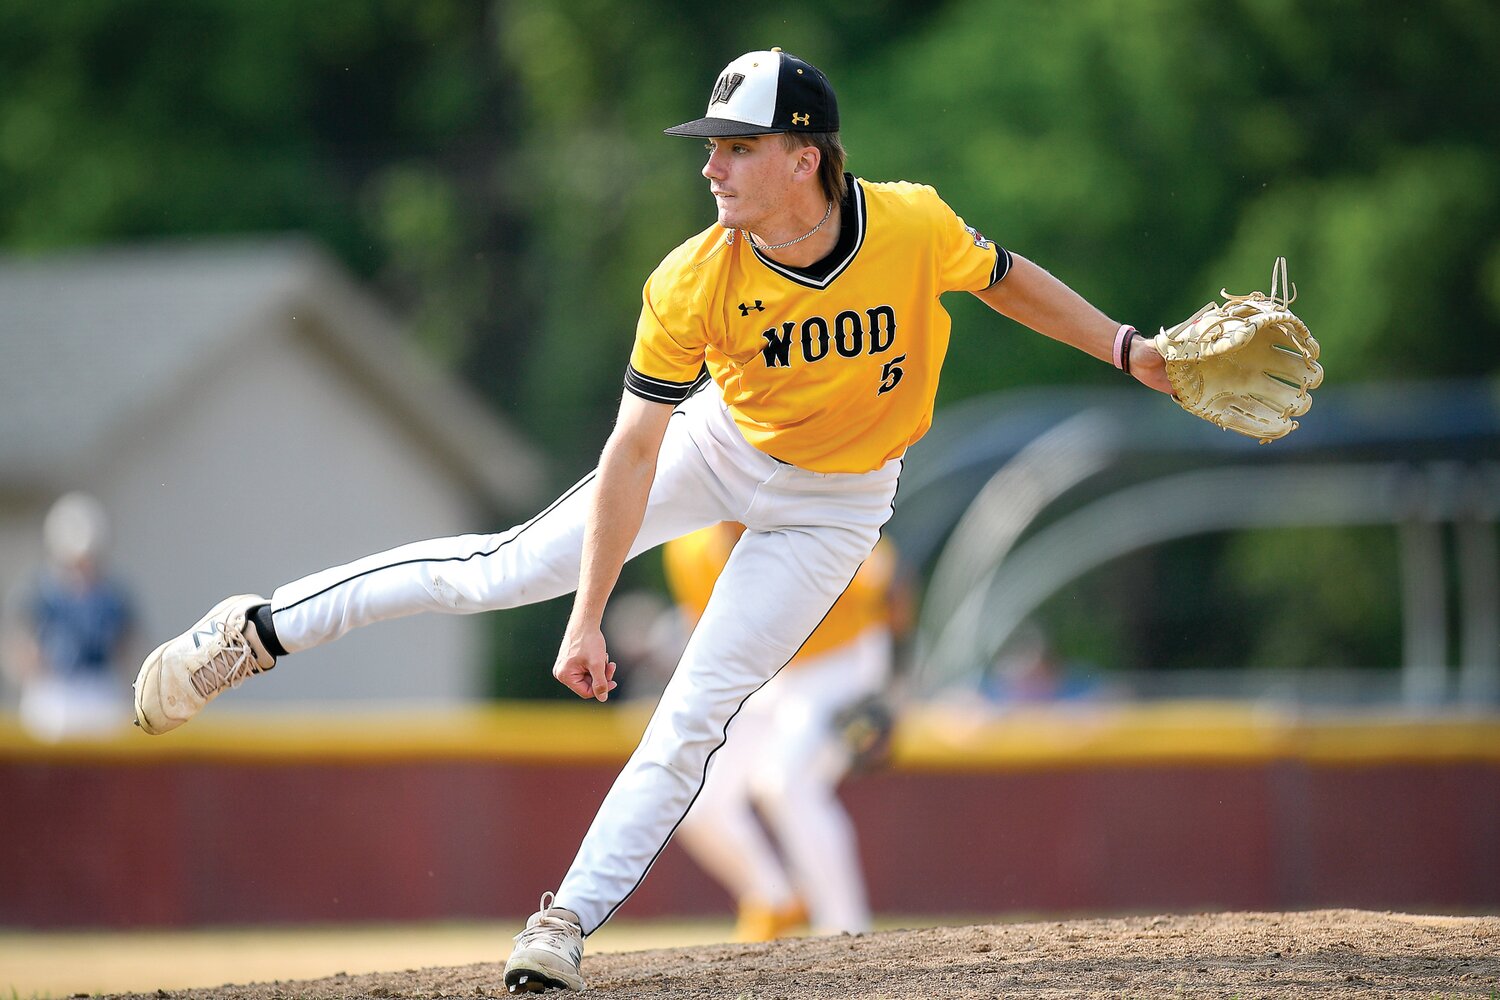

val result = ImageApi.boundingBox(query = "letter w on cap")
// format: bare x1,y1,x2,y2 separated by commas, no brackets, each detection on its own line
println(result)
709,72,746,105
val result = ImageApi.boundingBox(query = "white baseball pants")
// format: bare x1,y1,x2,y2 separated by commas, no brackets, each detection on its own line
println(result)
675,626,891,935
266,388,901,933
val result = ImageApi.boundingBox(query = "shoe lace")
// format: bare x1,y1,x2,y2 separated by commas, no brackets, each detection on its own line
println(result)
514,892,582,960
189,621,267,699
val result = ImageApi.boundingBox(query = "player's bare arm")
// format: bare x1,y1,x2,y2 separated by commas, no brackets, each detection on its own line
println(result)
975,253,1173,394
554,393,676,702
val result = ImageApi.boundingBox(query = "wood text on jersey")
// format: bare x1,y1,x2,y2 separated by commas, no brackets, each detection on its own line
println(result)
759,305,897,368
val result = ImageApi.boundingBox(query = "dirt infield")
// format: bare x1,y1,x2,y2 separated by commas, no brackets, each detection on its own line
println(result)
104,910,1498,999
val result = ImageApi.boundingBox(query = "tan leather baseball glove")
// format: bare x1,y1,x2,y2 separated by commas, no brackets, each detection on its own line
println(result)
1153,257,1323,443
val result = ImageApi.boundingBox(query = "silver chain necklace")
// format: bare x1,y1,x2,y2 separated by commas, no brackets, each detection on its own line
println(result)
746,200,834,251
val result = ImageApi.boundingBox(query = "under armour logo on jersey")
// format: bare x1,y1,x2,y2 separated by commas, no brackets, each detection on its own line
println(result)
709,72,746,105
791,112,811,126
739,300,765,316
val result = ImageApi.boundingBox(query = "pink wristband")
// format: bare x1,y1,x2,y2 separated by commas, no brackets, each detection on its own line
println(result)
1112,324,1137,373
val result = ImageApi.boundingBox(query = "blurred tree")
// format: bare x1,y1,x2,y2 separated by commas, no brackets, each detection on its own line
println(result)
0,0,535,387
7,0,1493,444
842,0,1500,403
1028,525,1404,687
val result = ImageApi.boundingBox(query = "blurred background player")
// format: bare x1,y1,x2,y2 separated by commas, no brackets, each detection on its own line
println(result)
664,522,909,940
2,492,136,742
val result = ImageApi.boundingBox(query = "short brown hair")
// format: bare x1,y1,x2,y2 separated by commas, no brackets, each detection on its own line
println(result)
780,131,847,205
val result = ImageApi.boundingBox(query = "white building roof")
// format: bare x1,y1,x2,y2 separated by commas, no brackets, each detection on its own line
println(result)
0,237,545,510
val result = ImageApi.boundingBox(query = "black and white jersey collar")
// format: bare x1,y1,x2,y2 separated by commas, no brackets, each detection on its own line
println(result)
747,173,865,290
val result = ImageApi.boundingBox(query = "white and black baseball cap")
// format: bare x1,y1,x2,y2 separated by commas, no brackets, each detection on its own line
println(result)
664,48,839,137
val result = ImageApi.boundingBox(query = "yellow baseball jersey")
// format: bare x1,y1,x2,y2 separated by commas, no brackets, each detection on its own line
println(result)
627,175,1010,474
663,524,897,663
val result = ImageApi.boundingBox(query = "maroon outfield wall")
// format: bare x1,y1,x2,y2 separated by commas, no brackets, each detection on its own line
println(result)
2,704,1497,927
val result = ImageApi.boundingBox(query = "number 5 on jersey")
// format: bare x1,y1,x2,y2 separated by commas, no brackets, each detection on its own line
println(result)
878,354,906,395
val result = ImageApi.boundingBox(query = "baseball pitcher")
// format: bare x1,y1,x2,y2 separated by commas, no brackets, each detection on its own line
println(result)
132,48,1302,994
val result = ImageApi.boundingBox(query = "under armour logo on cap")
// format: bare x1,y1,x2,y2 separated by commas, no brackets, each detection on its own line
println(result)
664,48,839,138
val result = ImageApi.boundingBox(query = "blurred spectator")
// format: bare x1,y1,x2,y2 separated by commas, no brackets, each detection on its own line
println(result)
662,522,910,940
978,623,1121,707
2,493,136,741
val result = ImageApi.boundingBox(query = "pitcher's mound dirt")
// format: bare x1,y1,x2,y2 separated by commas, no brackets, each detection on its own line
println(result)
111,909,1499,999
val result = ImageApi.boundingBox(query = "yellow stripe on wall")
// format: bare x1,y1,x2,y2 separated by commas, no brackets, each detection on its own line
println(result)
1,701,1497,768
0,703,654,765
891,702,1500,770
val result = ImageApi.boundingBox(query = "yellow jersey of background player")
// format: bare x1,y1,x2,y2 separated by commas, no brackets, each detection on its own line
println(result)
628,175,1010,474
663,522,899,661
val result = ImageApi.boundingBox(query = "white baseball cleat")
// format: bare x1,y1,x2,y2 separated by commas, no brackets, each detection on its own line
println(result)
133,594,276,735
504,892,586,993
